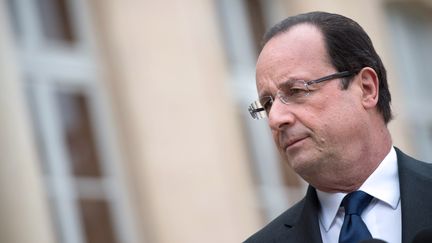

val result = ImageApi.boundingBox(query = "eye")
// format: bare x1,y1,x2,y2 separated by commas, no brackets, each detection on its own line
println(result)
288,87,308,96
290,81,308,94
259,96,274,114
283,80,308,97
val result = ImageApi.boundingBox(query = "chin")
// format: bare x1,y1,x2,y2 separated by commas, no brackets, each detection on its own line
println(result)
286,152,321,177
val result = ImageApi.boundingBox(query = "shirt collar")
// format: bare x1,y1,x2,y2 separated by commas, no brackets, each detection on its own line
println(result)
316,147,400,232
359,146,400,209
316,190,345,232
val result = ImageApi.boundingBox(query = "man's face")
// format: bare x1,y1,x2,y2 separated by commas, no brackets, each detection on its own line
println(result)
256,24,368,181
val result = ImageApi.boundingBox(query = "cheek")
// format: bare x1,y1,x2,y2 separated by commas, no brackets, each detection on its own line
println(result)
301,99,347,138
298,104,328,130
271,130,281,148
318,104,363,142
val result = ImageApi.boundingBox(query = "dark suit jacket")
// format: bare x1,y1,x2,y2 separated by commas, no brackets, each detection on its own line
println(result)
244,148,432,243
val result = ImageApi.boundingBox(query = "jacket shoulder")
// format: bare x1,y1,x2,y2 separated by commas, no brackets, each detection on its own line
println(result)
244,198,305,243
396,147,432,179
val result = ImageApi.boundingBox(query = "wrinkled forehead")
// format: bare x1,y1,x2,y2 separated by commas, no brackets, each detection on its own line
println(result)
256,24,332,91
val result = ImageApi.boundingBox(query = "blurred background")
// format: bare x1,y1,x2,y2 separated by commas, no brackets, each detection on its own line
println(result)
1,0,432,242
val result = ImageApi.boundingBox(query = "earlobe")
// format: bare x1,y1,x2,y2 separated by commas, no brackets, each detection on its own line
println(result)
359,68,379,109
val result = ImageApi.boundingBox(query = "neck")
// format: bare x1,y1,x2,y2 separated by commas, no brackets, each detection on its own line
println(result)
309,125,393,193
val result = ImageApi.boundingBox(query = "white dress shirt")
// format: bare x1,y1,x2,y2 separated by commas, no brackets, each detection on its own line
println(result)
317,147,401,243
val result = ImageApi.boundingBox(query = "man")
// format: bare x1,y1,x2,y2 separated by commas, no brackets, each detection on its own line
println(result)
245,12,432,243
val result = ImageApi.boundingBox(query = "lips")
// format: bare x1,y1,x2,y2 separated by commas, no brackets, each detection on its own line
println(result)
281,136,308,151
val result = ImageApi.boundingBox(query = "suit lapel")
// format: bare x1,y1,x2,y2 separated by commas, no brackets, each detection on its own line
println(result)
396,148,432,243
278,186,323,243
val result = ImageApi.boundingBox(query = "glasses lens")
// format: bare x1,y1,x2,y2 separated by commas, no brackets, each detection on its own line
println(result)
279,80,309,104
248,100,267,120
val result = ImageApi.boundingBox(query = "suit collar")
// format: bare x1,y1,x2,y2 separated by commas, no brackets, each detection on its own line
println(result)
396,147,432,243
280,186,323,243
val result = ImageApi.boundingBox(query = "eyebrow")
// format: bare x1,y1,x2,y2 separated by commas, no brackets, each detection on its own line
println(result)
258,93,273,102
258,78,298,98
276,78,301,90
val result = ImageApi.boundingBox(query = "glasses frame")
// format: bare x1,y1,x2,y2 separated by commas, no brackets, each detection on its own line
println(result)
248,70,358,120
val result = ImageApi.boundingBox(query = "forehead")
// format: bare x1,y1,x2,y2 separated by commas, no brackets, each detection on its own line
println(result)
256,24,333,92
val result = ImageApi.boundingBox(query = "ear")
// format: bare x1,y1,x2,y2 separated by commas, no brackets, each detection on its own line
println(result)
358,67,379,109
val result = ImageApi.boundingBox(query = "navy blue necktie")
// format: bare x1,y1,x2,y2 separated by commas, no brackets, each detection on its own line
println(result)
339,191,373,243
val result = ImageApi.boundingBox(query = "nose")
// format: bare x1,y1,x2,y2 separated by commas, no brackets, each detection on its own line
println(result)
268,98,296,130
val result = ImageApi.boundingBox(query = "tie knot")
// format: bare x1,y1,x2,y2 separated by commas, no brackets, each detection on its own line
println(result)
342,191,373,215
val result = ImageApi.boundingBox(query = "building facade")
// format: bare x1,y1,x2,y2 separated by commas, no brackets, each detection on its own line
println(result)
1,0,431,243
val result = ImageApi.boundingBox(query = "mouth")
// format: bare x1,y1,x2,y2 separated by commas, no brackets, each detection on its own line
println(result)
283,136,308,151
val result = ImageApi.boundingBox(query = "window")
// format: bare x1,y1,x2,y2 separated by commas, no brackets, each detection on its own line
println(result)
37,0,76,43
387,3,432,162
7,0,140,242
244,0,266,55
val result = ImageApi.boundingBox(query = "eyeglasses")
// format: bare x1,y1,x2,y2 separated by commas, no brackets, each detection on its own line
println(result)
248,70,358,120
